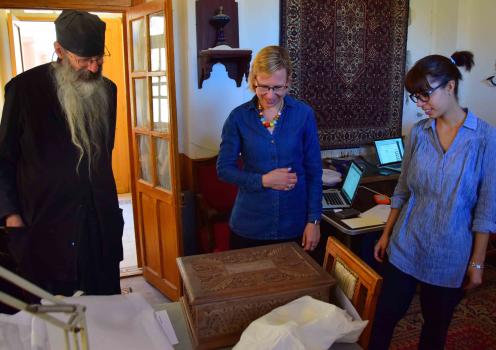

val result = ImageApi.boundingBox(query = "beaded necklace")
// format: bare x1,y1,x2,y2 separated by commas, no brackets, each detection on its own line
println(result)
258,100,284,129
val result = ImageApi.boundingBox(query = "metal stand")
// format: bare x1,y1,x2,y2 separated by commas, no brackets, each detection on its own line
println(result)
0,265,89,350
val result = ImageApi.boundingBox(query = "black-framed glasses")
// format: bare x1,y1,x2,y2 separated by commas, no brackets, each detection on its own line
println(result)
487,75,496,87
66,46,111,67
409,81,447,103
255,81,288,95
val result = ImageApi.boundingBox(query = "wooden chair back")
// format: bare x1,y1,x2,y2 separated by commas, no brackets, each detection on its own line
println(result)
323,236,382,350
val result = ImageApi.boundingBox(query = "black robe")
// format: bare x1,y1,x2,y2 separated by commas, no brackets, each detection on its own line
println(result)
0,63,123,289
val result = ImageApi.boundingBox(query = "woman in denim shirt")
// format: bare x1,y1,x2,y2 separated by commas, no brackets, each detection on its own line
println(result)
217,46,323,251
370,51,496,349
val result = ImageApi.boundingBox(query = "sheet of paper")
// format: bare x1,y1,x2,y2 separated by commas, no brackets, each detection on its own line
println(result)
40,293,174,350
0,312,33,350
334,287,362,321
155,309,179,345
341,216,384,228
360,204,391,223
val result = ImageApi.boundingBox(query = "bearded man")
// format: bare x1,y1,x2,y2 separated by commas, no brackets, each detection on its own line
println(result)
0,10,123,297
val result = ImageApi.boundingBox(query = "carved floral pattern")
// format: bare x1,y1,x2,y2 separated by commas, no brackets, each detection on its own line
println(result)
195,289,329,338
189,244,319,292
179,244,335,347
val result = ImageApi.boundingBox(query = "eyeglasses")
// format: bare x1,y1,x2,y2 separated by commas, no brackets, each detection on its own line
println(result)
255,81,288,95
66,47,111,67
409,82,447,103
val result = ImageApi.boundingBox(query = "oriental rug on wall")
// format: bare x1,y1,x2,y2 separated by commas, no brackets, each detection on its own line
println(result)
280,0,409,148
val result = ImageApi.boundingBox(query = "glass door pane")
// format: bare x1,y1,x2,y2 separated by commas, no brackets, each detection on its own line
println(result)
155,138,171,190
137,135,152,183
149,12,166,72
134,78,150,128
152,76,169,132
132,17,147,71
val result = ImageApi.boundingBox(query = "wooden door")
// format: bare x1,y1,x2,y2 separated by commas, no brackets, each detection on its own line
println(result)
125,0,182,300
6,14,22,76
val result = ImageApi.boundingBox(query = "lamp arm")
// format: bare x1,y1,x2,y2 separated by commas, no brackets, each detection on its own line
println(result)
0,265,64,304
0,265,89,350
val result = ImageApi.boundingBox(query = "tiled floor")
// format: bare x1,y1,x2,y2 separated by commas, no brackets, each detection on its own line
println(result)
120,275,170,305
117,194,170,305
118,193,139,274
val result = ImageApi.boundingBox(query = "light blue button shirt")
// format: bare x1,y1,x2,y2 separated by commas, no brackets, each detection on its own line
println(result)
388,111,496,288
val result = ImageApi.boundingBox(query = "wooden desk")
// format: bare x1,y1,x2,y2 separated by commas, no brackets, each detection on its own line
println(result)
320,174,398,267
322,175,398,235
359,173,399,185
158,301,362,350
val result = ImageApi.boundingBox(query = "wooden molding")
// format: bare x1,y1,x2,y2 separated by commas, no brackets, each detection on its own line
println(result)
6,13,17,76
0,0,135,11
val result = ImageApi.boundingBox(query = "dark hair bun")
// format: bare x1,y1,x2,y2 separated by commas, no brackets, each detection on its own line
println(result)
451,51,474,72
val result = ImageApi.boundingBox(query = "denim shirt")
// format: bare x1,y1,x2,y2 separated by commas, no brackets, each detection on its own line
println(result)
217,95,323,240
388,111,496,288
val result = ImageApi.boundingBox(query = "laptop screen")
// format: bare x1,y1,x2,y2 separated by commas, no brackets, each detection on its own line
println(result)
374,137,404,165
342,162,362,202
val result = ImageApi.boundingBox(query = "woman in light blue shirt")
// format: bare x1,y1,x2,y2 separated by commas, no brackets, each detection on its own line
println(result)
370,51,496,349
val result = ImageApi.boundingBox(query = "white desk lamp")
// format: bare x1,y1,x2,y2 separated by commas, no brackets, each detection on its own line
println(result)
0,265,89,350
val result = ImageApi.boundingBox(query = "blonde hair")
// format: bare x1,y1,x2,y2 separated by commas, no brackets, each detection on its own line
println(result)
248,46,292,92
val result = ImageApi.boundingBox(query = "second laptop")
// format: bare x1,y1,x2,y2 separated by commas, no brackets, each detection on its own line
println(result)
322,161,363,209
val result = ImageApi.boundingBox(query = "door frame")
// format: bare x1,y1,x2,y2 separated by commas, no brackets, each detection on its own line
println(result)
0,0,183,299
125,0,183,299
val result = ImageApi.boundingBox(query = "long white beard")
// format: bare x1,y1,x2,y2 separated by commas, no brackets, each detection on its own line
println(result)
52,59,110,176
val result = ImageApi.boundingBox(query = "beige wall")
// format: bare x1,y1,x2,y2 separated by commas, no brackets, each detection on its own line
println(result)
103,17,130,194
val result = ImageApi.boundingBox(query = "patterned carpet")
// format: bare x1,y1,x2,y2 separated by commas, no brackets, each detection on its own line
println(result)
390,265,496,350
280,0,409,148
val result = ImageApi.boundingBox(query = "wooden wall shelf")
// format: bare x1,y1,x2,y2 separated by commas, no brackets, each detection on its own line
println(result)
198,48,252,88
196,0,251,88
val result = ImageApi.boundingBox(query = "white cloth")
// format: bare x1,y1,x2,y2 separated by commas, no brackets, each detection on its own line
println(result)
0,293,174,350
322,169,342,186
233,296,367,350
40,293,174,350
0,311,33,350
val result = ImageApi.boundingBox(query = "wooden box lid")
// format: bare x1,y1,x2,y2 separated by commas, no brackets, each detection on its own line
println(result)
176,242,335,305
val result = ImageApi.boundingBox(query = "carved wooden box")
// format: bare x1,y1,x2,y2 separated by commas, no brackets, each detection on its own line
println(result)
176,242,335,349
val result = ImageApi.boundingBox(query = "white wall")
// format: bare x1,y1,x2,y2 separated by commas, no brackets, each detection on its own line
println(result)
456,0,496,126
172,0,279,159
403,0,465,132
402,0,496,134
173,0,496,159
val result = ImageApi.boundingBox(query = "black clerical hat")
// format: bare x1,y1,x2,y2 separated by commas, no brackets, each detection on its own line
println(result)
55,10,106,57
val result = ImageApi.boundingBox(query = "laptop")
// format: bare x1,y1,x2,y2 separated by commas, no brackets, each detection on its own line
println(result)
322,161,363,209
374,137,404,172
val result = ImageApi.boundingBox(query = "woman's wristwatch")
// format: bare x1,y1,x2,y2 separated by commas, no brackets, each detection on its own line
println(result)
469,261,484,270
308,219,321,225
